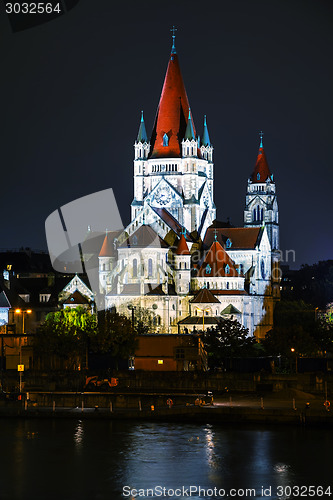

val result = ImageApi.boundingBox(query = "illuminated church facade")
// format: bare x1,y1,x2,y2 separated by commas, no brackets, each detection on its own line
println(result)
98,37,280,339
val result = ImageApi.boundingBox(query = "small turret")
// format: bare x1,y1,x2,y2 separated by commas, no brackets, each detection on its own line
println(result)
182,109,198,157
134,111,150,160
200,115,213,161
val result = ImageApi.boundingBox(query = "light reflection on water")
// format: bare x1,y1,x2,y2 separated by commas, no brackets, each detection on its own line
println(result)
0,419,331,500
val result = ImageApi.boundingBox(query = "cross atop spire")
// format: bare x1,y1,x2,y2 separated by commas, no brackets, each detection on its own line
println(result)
259,131,264,148
170,25,177,54
213,228,218,241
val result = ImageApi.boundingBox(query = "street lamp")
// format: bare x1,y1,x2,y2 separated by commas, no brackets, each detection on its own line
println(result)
14,309,32,392
291,347,297,374
127,304,136,330
196,307,210,331
165,297,170,333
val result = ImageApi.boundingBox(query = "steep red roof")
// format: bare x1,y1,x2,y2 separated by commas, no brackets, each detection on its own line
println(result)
251,146,272,183
197,241,239,278
99,233,114,257
175,234,190,255
204,227,262,250
190,287,220,304
150,52,196,159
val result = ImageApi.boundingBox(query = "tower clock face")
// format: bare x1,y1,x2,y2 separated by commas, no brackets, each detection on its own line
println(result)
155,188,171,205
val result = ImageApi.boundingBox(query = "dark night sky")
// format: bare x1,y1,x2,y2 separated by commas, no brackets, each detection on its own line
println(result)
0,0,332,269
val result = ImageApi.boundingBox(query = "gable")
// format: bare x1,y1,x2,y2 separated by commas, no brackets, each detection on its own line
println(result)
145,178,183,209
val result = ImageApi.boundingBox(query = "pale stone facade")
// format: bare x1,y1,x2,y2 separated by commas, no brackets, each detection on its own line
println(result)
99,42,279,339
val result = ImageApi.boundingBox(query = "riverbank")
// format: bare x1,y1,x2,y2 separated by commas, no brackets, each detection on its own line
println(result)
1,391,332,426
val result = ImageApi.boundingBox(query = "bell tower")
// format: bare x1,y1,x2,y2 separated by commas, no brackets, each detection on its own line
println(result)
244,133,279,253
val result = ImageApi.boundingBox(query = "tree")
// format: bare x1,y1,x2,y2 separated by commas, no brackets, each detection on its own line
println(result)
133,306,158,335
202,318,257,369
34,307,97,369
262,300,332,357
92,309,137,369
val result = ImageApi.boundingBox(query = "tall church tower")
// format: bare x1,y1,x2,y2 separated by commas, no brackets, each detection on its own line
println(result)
130,33,216,236
244,133,279,253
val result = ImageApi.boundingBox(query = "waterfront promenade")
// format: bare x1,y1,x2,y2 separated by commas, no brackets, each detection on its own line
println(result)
1,390,332,426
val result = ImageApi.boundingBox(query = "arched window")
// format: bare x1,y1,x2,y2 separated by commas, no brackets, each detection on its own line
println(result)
133,259,137,277
253,208,256,221
206,264,212,274
207,282,210,289
195,309,198,316
261,208,264,221
148,259,153,276
225,264,230,275
163,133,169,147
226,282,229,289
257,173,260,181
226,238,232,248
257,206,260,222
179,262,182,269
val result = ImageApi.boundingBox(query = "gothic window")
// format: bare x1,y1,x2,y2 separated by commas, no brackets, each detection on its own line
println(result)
175,165,177,171
257,173,260,181
133,259,137,277
226,282,229,289
179,274,181,279
207,282,210,289
226,238,232,248
103,264,105,271
163,133,169,147
253,208,256,221
261,208,264,221
179,262,182,269
187,147,189,155
225,264,230,274
148,259,153,277
206,264,212,274
257,206,260,222
195,309,198,316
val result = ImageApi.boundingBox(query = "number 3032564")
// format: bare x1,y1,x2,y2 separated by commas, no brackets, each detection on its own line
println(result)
5,3,62,14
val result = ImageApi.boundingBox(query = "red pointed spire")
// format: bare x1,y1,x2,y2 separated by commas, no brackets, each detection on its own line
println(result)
99,233,114,257
175,234,190,255
150,51,196,159
251,133,272,183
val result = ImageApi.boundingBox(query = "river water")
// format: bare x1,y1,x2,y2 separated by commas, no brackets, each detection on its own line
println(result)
1,419,332,500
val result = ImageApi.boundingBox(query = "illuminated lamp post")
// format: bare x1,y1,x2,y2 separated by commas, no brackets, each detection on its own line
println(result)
14,309,32,392
196,307,210,331
291,347,297,374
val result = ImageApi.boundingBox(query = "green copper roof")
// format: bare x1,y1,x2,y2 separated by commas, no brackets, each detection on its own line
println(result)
184,108,196,141
201,115,211,147
136,110,148,143
221,304,241,315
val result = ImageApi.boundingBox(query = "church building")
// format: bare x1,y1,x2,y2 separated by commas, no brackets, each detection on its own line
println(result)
98,34,280,339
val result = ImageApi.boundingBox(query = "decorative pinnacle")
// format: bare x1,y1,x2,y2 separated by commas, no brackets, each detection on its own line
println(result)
259,131,264,148
204,115,207,126
141,110,144,122
170,25,177,54
188,107,191,120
